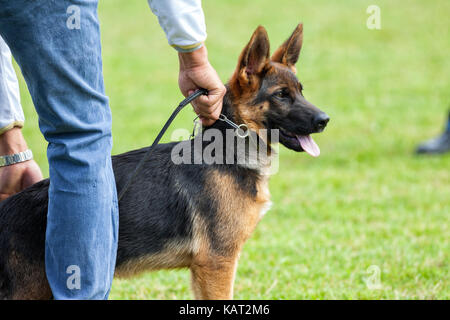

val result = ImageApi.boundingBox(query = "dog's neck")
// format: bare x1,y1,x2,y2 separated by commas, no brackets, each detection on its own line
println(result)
199,87,275,174
205,84,253,135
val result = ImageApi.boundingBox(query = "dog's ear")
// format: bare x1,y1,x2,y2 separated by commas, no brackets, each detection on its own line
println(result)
271,23,303,73
231,26,270,90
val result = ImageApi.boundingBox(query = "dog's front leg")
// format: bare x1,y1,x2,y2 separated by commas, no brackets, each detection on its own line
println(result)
190,255,239,300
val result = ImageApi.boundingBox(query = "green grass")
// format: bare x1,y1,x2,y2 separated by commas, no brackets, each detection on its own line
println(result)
15,0,449,299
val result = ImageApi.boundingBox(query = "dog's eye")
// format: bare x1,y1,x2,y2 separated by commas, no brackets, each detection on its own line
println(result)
273,89,289,99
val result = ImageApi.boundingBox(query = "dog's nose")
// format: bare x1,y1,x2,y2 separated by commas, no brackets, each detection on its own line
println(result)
313,112,330,132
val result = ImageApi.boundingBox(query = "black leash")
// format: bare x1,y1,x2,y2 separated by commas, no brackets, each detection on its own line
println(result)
117,88,208,202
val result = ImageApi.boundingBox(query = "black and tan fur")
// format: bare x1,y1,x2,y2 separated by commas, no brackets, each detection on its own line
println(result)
0,24,329,299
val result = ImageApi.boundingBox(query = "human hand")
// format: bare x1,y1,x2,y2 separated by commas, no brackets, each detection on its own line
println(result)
0,127,43,201
178,46,226,126
0,160,43,201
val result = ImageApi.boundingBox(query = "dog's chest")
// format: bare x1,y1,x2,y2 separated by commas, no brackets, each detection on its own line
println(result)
255,177,272,219
239,175,272,235
204,169,272,241
234,175,272,243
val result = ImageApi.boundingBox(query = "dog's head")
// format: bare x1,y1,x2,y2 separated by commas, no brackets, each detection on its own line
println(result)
227,24,329,157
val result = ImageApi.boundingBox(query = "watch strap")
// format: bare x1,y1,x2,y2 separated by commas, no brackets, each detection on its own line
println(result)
0,149,33,167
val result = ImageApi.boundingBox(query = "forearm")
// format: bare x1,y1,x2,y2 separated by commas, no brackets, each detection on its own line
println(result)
147,0,206,52
0,127,28,155
149,0,225,126
0,126,41,201
178,45,209,70
0,36,25,135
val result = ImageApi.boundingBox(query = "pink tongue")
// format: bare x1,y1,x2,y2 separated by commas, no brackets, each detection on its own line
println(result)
296,135,320,157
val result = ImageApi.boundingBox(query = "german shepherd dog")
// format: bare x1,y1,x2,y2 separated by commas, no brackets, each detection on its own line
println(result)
0,24,329,299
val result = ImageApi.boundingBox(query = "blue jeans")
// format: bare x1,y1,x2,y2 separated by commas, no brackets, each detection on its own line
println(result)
0,1,118,299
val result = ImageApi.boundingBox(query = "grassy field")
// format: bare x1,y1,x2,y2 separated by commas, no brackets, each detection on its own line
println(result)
16,0,448,299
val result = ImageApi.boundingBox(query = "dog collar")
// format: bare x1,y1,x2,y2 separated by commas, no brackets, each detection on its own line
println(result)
190,114,250,139
218,114,250,138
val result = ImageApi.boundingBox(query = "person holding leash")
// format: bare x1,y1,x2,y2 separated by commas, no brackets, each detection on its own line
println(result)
0,0,225,299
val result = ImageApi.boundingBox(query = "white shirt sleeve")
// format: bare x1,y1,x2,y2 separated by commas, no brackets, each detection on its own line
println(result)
0,36,24,135
147,0,207,52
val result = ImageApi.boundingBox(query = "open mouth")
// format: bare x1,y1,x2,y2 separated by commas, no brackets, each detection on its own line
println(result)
279,128,320,157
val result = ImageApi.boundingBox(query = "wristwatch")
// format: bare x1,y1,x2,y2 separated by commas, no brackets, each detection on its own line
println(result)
0,149,33,167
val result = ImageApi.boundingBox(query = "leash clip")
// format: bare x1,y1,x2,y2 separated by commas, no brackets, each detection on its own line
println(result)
191,114,249,139
218,114,249,138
